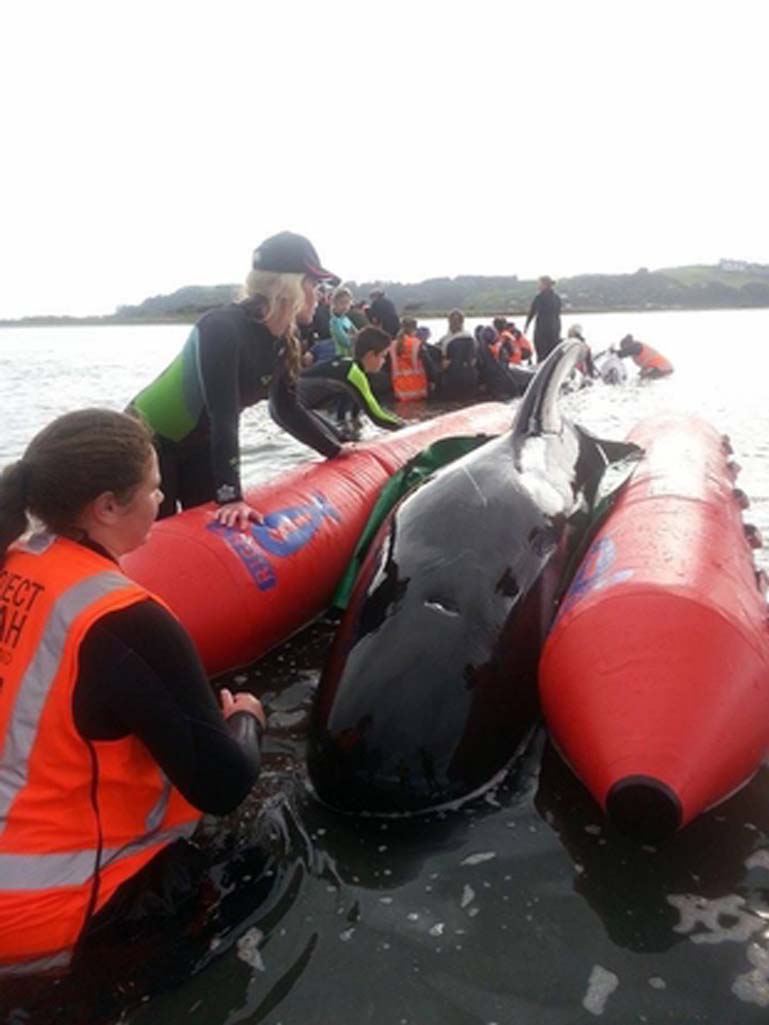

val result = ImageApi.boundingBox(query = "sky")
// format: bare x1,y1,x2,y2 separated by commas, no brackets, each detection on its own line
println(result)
2,0,768,319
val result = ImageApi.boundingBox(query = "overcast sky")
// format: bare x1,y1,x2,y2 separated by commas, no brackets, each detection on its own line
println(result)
2,0,767,318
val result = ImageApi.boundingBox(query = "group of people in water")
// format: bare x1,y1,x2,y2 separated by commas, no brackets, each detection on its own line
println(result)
297,273,674,439
0,231,674,977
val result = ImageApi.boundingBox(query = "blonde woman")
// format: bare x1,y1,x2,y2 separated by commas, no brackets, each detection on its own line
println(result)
131,232,343,530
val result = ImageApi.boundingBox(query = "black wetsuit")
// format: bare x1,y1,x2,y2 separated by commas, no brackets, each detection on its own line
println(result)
368,296,401,339
525,288,562,362
308,302,331,344
72,543,262,813
74,601,261,814
65,535,263,948
131,303,342,517
298,358,403,430
440,334,478,401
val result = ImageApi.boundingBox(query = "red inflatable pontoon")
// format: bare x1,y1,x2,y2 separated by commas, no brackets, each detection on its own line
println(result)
122,404,512,676
539,414,769,840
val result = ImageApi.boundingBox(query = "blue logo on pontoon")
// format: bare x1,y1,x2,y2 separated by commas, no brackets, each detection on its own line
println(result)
253,492,341,556
559,536,633,617
207,492,342,590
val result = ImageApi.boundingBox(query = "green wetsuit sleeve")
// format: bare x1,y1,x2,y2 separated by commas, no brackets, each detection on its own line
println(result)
346,362,402,430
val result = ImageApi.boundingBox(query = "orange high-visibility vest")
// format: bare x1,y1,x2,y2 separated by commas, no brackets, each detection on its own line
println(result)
495,330,524,365
514,334,533,360
0,534,201,973
391,335,428,402
634,344,673,374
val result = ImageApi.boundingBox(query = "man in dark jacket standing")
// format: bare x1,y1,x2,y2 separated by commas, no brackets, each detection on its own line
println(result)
524,276,562,362
368,288,401,339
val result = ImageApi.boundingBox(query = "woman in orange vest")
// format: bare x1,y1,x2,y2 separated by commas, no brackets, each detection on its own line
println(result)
390,317,434,402
618,334,674,378
0,409,265,975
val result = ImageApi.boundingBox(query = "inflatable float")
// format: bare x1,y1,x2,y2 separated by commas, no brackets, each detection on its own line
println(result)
122,404,512,675
539,413,769,841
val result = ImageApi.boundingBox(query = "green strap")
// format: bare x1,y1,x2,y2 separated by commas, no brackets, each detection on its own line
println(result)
332,434,496,609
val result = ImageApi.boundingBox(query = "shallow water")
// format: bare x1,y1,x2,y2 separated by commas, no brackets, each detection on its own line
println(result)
1,309,769,1024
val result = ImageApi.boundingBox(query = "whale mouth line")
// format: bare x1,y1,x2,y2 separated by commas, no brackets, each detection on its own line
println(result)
424,599,460,617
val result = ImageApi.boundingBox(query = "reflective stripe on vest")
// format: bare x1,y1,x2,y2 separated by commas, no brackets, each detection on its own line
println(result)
0,570,131,837
0,948,72,976
0,821,198,891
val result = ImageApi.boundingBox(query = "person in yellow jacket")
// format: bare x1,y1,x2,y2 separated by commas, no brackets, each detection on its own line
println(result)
0,409,265,975
618,334,674,378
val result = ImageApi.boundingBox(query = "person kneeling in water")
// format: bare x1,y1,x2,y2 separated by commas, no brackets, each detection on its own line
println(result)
298,326,404,438
618,334,674,378
0,410,265,974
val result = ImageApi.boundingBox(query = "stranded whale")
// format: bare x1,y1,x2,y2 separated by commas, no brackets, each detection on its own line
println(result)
308,340,640,814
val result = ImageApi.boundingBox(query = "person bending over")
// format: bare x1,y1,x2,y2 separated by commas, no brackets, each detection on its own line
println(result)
477,325,533,399
298,326,404,433
0,410,265,974
129,232,346,531
618,334,674,378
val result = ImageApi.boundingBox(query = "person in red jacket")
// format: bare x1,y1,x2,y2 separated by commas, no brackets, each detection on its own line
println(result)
0,409,265,974
618,334,674,378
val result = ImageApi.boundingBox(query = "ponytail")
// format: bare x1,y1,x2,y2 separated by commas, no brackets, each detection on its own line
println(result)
0,461,30,564
0,409,154,566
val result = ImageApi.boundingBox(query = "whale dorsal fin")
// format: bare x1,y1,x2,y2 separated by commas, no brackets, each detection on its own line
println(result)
511,339,586,447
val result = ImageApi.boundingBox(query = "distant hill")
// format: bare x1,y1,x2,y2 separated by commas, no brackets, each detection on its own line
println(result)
114,284,239,320
4,260,769,326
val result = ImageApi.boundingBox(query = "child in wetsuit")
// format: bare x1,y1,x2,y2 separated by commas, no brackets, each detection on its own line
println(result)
297,326,404,439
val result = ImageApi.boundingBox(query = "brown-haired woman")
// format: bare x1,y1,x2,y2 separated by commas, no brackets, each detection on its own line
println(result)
0,409,265,974
130,232,346,532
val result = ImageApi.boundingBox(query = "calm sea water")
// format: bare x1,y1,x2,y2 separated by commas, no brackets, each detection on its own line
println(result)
1,309,769,1024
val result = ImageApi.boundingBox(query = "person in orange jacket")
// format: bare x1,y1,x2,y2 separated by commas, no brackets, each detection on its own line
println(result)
508,322,534,364
389,317,437,402
618,334,674,378
0,409,265,974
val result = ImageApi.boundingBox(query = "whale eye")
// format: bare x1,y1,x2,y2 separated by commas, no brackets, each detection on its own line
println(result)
528,524,559,556
495,568,519,598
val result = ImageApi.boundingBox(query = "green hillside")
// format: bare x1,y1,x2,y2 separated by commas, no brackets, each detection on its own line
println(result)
4,261,769,326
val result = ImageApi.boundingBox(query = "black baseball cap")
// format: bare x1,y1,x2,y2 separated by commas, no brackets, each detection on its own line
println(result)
252,231,340,285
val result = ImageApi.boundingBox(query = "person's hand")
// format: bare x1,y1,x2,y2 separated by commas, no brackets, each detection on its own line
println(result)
214,500,264,532
220,687,267,728
331,443,358,458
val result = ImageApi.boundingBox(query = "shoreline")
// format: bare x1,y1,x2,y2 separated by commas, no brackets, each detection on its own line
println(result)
2,303,769,329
